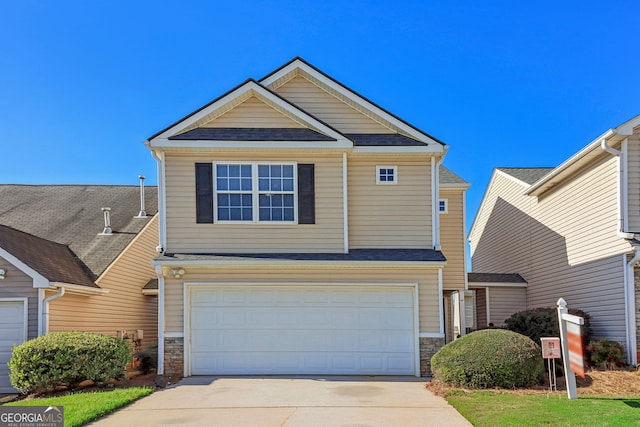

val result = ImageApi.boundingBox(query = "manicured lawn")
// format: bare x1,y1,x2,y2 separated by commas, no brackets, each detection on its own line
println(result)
3,387,154,427
445,390,640,426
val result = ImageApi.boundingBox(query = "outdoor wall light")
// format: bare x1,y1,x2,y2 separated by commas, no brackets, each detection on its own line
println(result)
0,269,5,279
170,268,185,279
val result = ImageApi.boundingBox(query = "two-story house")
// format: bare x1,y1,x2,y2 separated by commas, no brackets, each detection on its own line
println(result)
468,115,640,365
145,58,469,378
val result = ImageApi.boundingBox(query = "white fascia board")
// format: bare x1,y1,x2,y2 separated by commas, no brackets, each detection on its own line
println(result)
0,247,50,288
146,80,348,144
148,138,353,150
353,145,443,154
52,282,109,295
142,289,159,296
440,183,471,190
151,259,447,269
525,119,639,197
261,60,444,146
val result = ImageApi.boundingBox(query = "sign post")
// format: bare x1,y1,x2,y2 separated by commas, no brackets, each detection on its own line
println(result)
540,337,561,391
557,298,585,400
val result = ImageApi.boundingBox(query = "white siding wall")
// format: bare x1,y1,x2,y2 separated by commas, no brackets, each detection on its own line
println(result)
488,287,526,327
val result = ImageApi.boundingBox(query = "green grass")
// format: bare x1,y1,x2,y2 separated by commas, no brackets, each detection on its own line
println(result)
3,387,154,427
445,390,640,426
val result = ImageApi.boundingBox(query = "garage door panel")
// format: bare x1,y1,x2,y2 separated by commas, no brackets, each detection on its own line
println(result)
0,301,26,393
189,286,416,375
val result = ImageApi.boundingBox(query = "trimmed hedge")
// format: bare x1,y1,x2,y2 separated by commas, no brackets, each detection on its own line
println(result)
431,329,544,389
9,332,132,393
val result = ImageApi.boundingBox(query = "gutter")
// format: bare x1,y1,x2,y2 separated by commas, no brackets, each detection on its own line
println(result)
599,130,633,239
151,150,167,253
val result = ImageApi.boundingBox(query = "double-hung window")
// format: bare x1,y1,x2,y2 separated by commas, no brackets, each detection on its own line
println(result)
214,163,296,223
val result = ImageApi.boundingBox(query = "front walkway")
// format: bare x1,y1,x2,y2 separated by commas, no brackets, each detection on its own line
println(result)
89,376,471,427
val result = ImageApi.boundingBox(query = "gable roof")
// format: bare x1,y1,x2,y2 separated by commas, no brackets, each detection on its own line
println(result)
146,58,447,153
0,224,97,287
260,57,446,148
497,168,554,185
0,185,158,281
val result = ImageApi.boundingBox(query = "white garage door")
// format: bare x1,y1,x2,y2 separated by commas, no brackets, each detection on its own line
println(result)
189,286,416,375
0,300,26,393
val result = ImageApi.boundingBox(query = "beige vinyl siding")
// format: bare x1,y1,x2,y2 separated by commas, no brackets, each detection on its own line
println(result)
487,287,526,327
164,152,344,253
348,157,432,248
273,75,390,133
0,256,38,339
470,155,631,345
440,189,466,290
474,288,487,328
626,135,640,232
202,96,304,129
163,265,441,334
48,217,158,347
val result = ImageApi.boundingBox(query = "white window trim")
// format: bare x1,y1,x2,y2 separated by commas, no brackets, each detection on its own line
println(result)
439,199,448,214
376,165,398,185
213,161,298,224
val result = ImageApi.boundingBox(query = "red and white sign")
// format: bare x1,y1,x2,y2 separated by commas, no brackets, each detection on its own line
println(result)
540,337,561,359
566,322,585,378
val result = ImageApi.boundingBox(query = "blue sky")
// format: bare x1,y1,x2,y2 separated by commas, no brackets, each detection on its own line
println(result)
2,1,639,236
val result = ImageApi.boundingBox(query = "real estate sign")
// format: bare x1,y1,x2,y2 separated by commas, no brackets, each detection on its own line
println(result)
566,322,585,378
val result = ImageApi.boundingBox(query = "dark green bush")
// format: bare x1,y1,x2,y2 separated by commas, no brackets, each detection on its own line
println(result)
135,343,158,374
431,329,544,389
504,307,592,351
9,332,132,393
587,338,625,369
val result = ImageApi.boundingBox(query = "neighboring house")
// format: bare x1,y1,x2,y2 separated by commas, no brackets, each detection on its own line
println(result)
0,184,159,392
468,115,640,364
145,57,470,378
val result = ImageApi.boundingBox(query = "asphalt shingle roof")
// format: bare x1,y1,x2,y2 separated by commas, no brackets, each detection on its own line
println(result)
497,168,554,185
169,128,336,141
157,249,446,263
0,185,158,281
468,273,527,283
0,224,97,287
345,134,426,146
440,166,469,185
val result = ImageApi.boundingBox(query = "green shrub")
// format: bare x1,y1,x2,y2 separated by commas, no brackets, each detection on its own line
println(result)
504,307,592,351
9,332,132,393
431,329,544,389
587,338,625,369
135,343,158,374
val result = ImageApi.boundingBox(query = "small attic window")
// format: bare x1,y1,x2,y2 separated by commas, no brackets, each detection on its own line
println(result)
376,166,397,185
439,199,448,214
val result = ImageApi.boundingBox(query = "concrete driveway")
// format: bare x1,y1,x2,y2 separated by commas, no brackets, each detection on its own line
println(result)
89,376,471,427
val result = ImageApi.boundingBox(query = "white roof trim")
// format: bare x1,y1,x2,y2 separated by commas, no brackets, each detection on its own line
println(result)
526,115,640,196
353,146,443,153
142,289,159,296
52,282,109,295
152,258,446,269
149,139,353,150
260,59,444,148
0,246,50,288
468,282,527,288
146,80,349,146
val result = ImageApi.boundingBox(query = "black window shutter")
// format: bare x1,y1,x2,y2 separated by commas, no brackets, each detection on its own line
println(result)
195,163,213,223
297,164,315,224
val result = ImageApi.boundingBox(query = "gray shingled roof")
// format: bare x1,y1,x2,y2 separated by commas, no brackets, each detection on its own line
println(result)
440,166,469,186
345,134,426,146
169,128,336,141
157,249,446,263
0,185,158,280
143,279,158,290
0,224,97,287
497,168,553,185
468,273,527,283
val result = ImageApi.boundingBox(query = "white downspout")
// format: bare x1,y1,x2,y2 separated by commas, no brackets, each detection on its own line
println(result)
42,287,65,335
625,251,639,365
342,152,349,254
600,131,632,238
151,150,166,253
155,265,165,375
